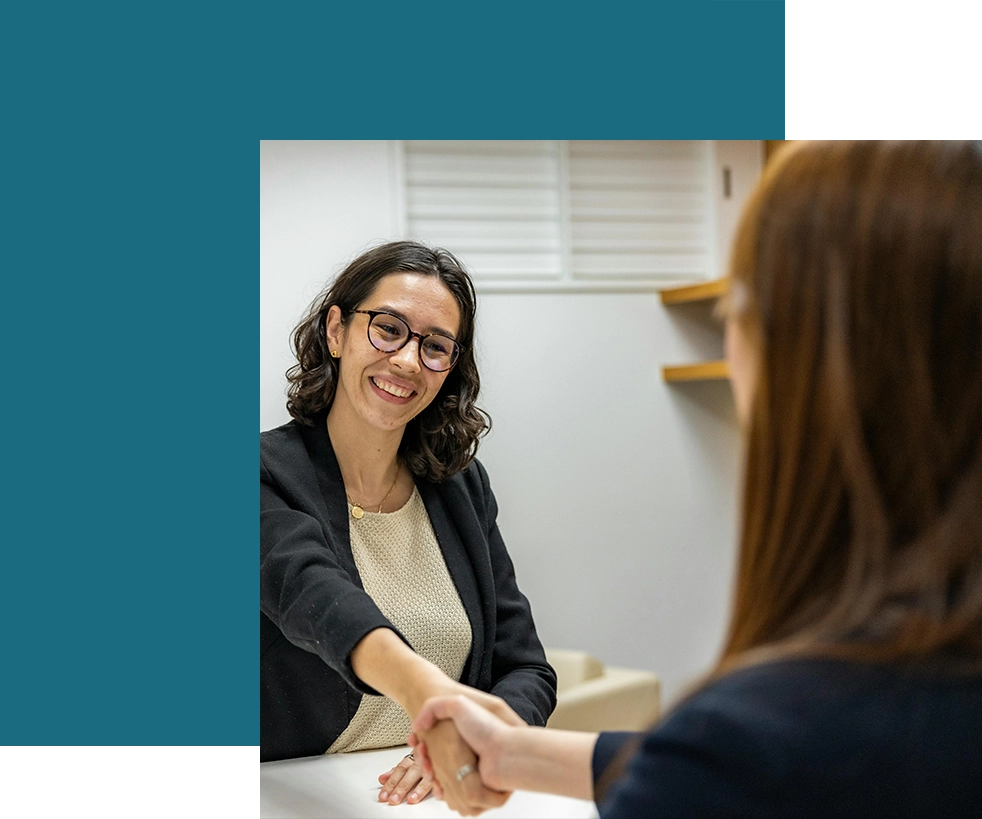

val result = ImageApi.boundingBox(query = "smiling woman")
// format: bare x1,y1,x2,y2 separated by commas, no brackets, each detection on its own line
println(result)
325,273,462,440
260,240,557,810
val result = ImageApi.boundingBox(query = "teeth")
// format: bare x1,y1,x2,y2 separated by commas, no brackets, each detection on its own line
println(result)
373,378,413,398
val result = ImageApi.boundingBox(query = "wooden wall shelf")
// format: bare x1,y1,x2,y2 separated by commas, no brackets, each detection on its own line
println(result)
659,277,729,305
659,278,730,383
662,360,729,382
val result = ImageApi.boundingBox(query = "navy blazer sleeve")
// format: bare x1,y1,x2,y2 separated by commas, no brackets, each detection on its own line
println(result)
595,705,780,818
591,660,982,818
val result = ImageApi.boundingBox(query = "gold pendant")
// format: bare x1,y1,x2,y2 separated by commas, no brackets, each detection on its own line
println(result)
351,504,365,519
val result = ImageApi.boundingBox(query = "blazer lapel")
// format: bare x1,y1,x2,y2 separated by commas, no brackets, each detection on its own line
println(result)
299,416,358,581
418,480,486,686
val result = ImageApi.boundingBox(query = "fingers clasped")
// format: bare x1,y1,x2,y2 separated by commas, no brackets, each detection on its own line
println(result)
412,718,510,817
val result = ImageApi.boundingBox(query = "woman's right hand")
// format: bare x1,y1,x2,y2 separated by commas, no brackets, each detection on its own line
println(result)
413,717,511,815
349,629,523,811
410,694,514,794
404,679,520,813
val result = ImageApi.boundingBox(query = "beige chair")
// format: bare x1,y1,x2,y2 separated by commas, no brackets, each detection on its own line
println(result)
545,648,661,732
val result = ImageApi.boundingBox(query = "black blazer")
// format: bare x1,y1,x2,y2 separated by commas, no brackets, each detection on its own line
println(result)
592,658,982,817
260,418,556,762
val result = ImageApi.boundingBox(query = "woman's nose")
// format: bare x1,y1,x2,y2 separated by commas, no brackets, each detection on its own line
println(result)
390,337,422,372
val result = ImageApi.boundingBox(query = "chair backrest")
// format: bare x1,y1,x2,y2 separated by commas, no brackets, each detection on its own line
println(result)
545,646,662,731
545,647,606,693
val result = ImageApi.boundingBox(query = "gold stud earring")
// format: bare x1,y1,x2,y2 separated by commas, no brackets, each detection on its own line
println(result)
331,350,340,359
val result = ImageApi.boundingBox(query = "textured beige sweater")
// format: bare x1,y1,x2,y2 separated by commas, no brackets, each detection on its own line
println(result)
326,487,472,753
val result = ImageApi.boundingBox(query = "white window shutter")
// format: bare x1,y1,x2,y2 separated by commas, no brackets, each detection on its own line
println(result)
404,141,563,284
403,140,722,292
566,140,713,282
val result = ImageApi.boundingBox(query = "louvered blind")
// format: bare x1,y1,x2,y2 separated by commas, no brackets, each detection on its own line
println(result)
403,140,714,291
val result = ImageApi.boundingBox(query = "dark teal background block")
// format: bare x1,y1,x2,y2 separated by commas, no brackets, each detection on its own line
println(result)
1,1,783,746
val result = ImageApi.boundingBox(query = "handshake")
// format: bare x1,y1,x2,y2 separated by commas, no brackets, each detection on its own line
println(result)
397,688,596,816
405,692,526,817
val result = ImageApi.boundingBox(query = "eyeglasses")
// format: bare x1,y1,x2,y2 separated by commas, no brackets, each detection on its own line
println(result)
352,310,463,372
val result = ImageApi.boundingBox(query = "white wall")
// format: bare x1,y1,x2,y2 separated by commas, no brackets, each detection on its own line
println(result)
260,140,747,706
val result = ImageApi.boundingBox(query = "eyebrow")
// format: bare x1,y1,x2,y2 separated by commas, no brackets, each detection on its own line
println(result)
369,305,459,340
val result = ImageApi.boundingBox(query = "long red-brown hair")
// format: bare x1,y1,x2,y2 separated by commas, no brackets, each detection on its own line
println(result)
593,142,982,799
720,140,982,671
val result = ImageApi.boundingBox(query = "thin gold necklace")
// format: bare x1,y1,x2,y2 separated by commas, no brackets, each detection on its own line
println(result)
346,463,400,520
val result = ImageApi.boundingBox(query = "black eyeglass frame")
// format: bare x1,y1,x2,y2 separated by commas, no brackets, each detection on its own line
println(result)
351,309,464,372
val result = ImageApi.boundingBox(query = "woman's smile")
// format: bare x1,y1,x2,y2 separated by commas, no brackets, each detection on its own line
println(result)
370,375,417,403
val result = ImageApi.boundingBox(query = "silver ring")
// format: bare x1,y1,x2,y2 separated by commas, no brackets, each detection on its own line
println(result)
455,763,477,782
405,752,414,761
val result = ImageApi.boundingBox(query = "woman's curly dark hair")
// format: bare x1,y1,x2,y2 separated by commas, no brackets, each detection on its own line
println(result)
286,240,491,482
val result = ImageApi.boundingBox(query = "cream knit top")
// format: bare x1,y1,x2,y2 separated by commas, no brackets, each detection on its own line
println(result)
326,486,472,753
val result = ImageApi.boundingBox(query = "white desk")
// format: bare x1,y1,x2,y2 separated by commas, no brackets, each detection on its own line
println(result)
261,745,599,818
